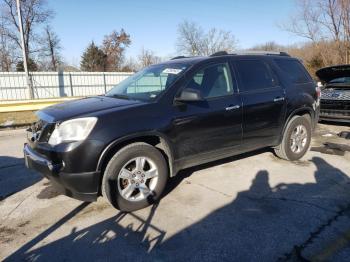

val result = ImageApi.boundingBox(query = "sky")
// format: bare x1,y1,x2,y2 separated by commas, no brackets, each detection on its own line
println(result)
48,0,304,66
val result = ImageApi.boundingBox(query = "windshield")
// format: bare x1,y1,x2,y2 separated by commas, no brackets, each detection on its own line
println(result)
329,77,350,84
106,63,188,101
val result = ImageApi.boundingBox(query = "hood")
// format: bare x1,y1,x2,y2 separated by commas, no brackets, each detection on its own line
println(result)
316,65,350,83
37,96,141,122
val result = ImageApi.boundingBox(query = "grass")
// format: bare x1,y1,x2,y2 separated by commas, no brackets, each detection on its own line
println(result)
0,111,37,128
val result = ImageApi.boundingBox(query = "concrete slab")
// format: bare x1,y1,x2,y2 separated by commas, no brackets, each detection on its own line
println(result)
0,123,350,261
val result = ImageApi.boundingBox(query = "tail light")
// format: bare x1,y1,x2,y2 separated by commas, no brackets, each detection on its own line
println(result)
315,85,321,99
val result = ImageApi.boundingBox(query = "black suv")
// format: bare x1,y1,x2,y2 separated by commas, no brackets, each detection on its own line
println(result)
24,51,320,211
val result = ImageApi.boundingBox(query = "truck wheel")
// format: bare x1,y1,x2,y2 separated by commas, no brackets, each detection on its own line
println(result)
274,115,312,161
102,142,168,211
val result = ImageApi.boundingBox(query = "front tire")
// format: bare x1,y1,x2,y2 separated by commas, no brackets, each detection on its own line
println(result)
102,142,168,211
274,115,312,161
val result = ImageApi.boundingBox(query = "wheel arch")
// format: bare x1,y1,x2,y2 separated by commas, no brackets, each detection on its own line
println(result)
96,132,176,182
279,106,314,144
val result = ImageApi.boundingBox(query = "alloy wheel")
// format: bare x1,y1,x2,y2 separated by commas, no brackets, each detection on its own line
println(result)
117,157,159,202
290,124,308,154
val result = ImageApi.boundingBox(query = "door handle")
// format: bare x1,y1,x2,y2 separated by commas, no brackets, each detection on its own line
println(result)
225,105,240,111
273,97,285,102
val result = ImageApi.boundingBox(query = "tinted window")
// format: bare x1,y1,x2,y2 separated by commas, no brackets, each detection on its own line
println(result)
235,60,276,91
275,59,310,84
186,64,233,98
329,77,350,84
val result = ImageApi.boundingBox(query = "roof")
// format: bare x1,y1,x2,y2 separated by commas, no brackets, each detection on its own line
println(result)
158,56,208,66
159,51,292,67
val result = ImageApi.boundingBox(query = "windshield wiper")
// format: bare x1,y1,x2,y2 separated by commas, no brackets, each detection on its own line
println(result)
108,94,130,100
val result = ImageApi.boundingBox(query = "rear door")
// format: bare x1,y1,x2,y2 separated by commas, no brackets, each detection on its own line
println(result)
233,58,286,148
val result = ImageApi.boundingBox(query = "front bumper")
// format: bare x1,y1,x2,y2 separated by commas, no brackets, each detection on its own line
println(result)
320,99,350,122
24,144,100,202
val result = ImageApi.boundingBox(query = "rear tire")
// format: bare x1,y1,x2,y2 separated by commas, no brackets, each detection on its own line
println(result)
274,115,312,161
102,142,168,212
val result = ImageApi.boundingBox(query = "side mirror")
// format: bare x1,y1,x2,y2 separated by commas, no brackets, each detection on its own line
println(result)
175,88,204,102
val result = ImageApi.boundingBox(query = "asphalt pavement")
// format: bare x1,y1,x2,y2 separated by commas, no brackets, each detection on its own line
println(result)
1,123,350,261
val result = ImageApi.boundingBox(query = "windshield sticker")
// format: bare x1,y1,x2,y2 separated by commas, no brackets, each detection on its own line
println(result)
162,68,183,75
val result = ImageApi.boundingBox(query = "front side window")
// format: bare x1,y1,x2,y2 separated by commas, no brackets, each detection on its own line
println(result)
186,63,233,99
235,60,276,92
106,63,187,101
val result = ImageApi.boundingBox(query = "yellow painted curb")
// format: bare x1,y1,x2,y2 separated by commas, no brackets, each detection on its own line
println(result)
0,97,82,113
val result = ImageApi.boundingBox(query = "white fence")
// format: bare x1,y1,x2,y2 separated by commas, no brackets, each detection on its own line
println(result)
0,72,134,101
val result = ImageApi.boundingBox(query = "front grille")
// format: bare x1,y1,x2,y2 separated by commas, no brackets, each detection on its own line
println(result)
28,119,55,142
32,119,46,133
321,89,350,100
320,99,350,118
321,99,350,110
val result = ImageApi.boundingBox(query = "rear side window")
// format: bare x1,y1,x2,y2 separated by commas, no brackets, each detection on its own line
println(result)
235,60,276,92
274,59,311,84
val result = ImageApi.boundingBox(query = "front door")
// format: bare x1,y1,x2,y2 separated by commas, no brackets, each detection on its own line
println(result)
169,62,243,166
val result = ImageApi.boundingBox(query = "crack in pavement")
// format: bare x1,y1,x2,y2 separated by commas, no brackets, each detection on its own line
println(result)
1,187,39,223
189,181,343,214
262,196,338,214
278,202,350,261
188,180,234,198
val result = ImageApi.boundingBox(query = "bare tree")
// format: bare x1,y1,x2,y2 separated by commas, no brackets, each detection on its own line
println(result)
176,20,238,56
120,57,138,72
340,0,350,60
1,0,52,54
138,48,161,68
282,0,350,65
102,29,131,71
176,21,204,56
202,28,238,55
39,25,61,70
319,0,344,61
340,0,349,39
0,16,14,71
249,41,285,52
283,0,321,41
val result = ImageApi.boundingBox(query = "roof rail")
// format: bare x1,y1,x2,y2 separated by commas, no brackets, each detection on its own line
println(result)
210,51,228,57
232,50,290,57
171,56,187,60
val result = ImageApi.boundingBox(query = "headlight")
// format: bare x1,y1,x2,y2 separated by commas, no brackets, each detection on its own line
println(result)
48,117,97,146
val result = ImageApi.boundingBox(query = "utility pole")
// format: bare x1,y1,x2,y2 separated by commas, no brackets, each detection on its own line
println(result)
16,0,34,99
